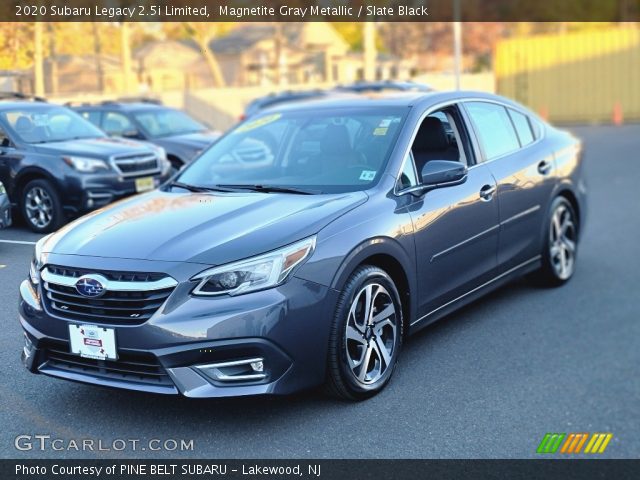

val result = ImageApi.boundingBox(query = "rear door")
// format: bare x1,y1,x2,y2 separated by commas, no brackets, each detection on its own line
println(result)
463,101,555,271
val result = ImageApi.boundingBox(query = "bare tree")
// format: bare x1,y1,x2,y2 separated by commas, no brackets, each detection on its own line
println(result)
184,23,226,88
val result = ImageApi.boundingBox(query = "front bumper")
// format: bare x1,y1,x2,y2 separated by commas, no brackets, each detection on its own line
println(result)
0,195,11,228
19,260,336,398
59,169,172,215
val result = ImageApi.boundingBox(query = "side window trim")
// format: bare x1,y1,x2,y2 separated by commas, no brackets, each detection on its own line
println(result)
394,100,478,195
462,100,546,167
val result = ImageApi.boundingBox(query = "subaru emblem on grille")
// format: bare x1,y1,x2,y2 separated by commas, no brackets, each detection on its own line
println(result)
75,275,107,298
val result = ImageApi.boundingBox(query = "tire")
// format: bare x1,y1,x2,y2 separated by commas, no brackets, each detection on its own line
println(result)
324,265,404,401
530,196,579,287
21,179,64,233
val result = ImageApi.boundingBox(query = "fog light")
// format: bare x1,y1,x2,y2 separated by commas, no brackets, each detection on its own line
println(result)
23,334,34,360
86,198,94,208
195,357,267,382
250,360,264,372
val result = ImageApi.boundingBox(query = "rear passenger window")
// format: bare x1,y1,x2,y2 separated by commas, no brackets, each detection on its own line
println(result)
465,102,520,161
508,109,534,146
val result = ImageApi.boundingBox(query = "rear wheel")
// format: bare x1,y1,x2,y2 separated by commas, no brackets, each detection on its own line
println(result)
21,179,63,233
324,265,403,401
531,196,579,286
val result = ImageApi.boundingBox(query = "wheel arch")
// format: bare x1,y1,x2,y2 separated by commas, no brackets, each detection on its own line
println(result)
555,188,581,234
330,237,417,336
14,168,59,204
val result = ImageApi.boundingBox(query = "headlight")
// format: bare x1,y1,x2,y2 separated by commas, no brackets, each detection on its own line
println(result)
149,145,170,172
63,156,109,173
30,234,51,285
0,181,6,195
148,144,167,161
192,236,316,296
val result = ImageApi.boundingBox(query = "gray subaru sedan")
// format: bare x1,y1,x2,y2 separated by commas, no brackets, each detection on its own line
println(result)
20,91,586,400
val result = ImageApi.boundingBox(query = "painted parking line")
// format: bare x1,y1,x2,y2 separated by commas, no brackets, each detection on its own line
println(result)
0,239,37,245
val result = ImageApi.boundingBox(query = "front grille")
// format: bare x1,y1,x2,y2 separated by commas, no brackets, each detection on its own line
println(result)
112,153,159,177
41,266,176,325
48,265,167,282
41,340,174,388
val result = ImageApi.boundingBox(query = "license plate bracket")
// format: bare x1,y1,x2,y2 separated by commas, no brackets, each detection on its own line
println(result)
68,324,117,360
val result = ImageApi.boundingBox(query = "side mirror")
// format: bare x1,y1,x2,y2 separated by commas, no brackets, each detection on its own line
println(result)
421,160,467,188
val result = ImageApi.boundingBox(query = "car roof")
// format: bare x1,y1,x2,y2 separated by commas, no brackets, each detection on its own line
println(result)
258,90,517,114
72,102,166,112
0,100,59,110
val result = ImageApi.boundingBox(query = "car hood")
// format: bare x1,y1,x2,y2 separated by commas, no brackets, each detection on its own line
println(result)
31,137,154,159
43,190,367,264
154,131,220,150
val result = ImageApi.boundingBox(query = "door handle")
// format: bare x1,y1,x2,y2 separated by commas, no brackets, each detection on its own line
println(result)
538,160,553,175
479,184,496,201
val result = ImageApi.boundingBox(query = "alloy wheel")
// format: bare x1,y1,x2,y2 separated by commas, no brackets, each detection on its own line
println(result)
549,203,577,280
25,186,53,229
344,283,398,385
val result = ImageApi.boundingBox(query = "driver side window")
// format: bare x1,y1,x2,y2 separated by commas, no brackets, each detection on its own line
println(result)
411,108,467,177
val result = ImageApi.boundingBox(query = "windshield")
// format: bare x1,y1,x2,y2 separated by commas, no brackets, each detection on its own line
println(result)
177,107,407,194
2,106,105,144
133,109,206,138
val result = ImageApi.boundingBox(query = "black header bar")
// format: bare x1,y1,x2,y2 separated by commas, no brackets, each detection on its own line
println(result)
3,0,640,22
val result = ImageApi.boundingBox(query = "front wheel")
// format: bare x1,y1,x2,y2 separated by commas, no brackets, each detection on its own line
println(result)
531,196,579,286
324,266,403,401
21,179,64,233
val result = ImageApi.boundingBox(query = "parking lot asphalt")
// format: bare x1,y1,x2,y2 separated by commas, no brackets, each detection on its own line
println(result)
0,125,638,459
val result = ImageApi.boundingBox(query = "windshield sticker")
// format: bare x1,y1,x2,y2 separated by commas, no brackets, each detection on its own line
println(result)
373,127,388,136
359,170,377,181
378,118,392,128
234,113,282,134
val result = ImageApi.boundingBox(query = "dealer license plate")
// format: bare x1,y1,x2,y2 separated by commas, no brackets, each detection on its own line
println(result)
69,324,117,360
135,176,155,193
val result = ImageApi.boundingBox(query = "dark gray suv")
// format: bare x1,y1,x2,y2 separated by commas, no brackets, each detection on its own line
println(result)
0,98,172,232
20,91,586,400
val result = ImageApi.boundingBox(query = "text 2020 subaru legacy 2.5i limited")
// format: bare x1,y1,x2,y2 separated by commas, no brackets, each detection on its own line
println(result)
20,92,586,400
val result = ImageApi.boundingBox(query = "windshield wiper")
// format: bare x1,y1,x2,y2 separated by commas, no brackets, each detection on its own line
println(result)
168,181,239,193
216,184,319,195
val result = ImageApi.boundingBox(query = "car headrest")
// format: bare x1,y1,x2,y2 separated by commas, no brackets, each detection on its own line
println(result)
413,117,449,151
15,116,34,133
321,124,352,155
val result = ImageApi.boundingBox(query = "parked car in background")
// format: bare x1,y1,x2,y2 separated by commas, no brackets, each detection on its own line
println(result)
241,89,332,120
0,95,171,232
334,80,435,94
20,91,586,400
0,181,11,229
71,100,220,169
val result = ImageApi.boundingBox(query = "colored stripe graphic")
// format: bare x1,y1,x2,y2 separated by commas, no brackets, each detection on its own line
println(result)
537,433,566,453
560,433,588,453
584,433,613,454
539,433,612,454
